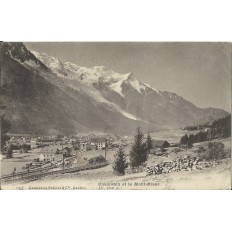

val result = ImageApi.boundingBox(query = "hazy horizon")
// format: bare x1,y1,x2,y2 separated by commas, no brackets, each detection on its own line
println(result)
25,42,231,112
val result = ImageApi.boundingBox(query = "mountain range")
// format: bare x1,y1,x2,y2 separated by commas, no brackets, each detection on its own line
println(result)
0,42,229,135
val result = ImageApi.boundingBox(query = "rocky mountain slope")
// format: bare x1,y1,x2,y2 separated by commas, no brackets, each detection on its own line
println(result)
0,42,229,135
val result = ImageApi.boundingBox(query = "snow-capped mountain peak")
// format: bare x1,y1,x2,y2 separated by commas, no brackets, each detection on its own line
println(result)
30,50,155,97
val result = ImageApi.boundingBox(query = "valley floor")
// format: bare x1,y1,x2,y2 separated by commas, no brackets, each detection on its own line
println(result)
2,137,231,190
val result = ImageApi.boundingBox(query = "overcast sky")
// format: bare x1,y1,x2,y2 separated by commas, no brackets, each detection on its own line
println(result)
25,42,231,112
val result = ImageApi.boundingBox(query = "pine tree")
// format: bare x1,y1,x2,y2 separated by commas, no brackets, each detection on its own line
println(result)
6,144,13,159
188,134,194,143
180,134,189,145
113,146,128,175
1,106,11,153
188,134,195,147
130,128,148,169
146,133,153,153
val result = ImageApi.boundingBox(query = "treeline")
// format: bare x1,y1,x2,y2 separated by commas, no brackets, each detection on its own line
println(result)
180,131,208,146
180,115,231,146
183,124,210,131
11,143,32,151
37,138,61,142
208,115,231,139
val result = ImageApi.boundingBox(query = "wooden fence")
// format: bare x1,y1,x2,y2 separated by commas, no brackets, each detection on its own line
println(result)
1,163,108,185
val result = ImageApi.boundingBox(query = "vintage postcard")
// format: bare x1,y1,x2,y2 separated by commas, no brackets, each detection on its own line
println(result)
0,42,231,190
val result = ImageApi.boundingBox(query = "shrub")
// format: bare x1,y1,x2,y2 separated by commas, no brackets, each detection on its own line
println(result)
201,142,225,161
197,146,206,154
21,144,31,150
88,155,106,165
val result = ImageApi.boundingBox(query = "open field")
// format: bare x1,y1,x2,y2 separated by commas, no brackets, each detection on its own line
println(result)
1,144,65,175
1,152,42,176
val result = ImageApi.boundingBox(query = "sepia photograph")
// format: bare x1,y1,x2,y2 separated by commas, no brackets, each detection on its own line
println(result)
1,2,232,232
0,42,231,190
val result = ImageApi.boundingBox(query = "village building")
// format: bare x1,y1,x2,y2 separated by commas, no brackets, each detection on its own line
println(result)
89,142,97,150
12,149,20,155
152,140,170,149
38,146,63,162
149,140,170,155
39,154,55,162
39,146,58,154
35,144,73,165
91,138,106,150
80,142,88,151
111,141,121,148
30,138,37,149
9,136,29,146
78,137,107,151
